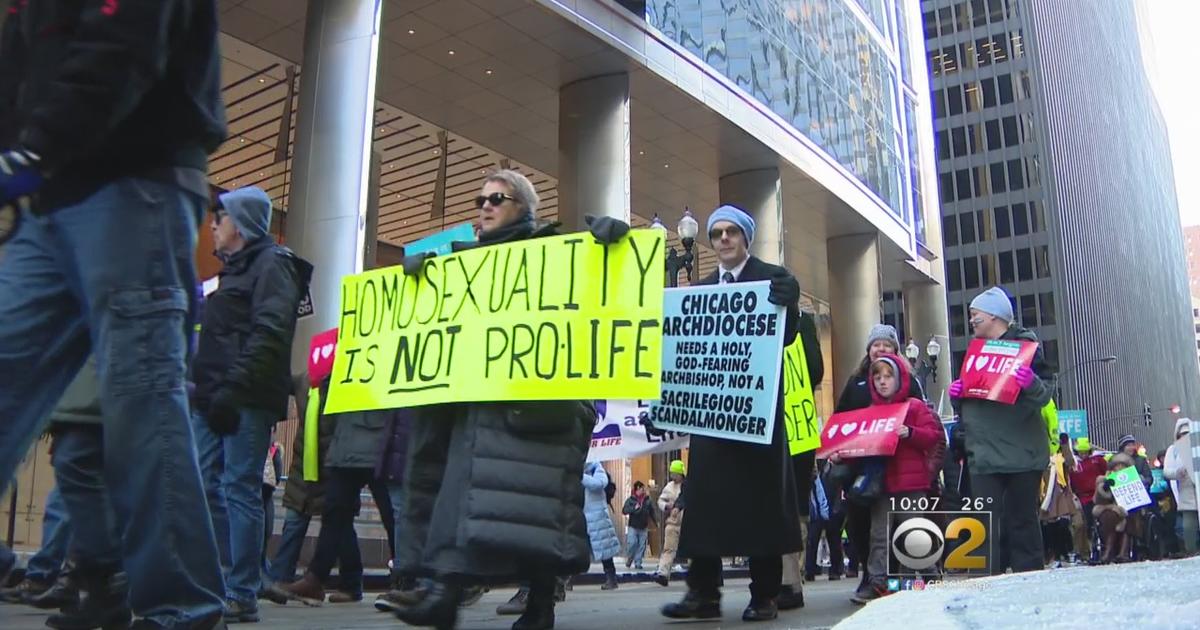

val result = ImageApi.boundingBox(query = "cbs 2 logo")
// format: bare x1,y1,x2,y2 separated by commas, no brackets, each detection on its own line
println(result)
891,514,989,571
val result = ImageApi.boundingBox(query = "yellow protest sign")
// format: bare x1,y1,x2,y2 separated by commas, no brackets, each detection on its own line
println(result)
324,230,665,412
782,336,820,454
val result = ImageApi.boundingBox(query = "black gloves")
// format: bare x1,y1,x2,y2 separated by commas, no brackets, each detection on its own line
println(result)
206,388,241,436
1102,478,1115,490
402,252,433,276
585,215,630,244
767,274,800,306
639,411,666,437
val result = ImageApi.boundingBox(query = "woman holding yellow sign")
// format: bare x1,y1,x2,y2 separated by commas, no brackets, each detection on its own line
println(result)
392,170,632,630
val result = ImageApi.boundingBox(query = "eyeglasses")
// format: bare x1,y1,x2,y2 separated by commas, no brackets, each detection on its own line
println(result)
475,192,518,209
708,226,742,240
969,314,992,327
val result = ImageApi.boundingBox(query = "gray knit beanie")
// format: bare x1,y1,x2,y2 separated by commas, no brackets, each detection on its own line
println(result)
865,324,900,353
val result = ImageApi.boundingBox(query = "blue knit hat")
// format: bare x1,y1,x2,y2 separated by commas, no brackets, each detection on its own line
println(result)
218,186,273,241
969,286,1014,323
706,204,756,245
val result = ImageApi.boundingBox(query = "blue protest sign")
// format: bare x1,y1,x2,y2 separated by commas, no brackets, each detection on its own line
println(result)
404,222,476,256
647,281,786,445
1059,409,1088,441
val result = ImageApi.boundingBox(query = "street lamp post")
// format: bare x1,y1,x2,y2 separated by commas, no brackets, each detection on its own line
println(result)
1053,355,1117,407
651,209,699,288
649,209,699,497
906,336,942,398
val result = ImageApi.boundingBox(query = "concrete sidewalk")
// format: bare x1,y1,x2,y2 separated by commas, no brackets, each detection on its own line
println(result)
1,577,863,629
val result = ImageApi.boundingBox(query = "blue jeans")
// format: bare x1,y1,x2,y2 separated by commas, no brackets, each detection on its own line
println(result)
25,485,70,582
0,179,225,625
191,408,274,605
626,527,648,568
269,509,311,585
51,424,121,574
262,486,276,579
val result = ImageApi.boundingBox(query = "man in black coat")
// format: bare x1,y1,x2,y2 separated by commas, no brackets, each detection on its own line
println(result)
661,204,804,623
190,185,312,621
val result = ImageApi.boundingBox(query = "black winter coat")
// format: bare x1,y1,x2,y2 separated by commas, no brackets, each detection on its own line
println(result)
622,495,656,530
192,237,312,417
0,0,226,210
677,256,804,558
397,221,594,581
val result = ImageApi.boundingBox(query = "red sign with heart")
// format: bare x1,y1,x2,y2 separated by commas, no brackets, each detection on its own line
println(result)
817,400,910,459
959,338,1039,404
308,327,338,388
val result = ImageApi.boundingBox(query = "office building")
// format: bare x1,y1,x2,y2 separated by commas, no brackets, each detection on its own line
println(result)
920,0,1198,450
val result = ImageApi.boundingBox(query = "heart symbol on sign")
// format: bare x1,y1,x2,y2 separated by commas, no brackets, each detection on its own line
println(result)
311,348,321,365
321,344,334,359
974,355,989,372
840,422,857,436
827,425,838,440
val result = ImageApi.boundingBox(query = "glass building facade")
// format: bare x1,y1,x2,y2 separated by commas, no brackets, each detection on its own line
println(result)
920,0,1199,450
647,0,929,238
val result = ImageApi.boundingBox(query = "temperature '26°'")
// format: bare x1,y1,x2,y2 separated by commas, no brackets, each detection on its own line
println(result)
962,496,995,512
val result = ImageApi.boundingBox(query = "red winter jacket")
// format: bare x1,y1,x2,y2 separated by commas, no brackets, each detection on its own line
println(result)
869,355,946,494
1070,455,1108,504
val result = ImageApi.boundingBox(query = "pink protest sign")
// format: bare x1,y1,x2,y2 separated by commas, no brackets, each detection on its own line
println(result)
959,338,1039,404
817,400,910,459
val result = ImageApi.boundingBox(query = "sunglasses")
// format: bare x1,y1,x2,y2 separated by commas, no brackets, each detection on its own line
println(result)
475,192,518,208
708,226,743,240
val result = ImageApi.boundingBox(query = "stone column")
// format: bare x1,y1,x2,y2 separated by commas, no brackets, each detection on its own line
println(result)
558,73,632,230
827,235,882,395
285,0,383,376
905,281,953,412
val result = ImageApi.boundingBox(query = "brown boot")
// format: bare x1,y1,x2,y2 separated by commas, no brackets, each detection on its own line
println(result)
280,572,326,606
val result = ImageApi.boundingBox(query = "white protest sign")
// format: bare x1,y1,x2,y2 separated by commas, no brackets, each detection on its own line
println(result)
646,282,786,445
1107,466,1152,511
587,400,689,462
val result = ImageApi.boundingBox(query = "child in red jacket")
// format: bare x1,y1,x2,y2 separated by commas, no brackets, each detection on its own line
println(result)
849,355,945,603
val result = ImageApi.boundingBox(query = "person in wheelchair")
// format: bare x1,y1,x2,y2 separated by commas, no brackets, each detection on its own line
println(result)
1093,453,1139,564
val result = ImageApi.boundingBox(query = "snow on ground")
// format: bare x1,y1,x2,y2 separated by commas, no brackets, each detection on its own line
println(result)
835,556,1200,630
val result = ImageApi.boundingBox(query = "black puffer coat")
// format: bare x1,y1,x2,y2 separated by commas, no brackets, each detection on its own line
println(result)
397,222,594,581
